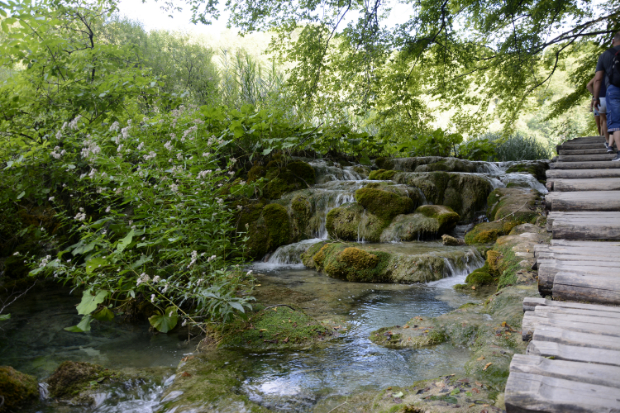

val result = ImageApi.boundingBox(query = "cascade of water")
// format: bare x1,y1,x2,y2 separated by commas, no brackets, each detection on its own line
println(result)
309,160,364,183
427,248,485,288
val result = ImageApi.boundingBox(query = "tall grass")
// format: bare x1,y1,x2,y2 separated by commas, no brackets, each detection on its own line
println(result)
476,133,551,161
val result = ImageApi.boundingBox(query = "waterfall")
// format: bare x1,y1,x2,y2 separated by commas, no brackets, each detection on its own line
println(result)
255,238,323,270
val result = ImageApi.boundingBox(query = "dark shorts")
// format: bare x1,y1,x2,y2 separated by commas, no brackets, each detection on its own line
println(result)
607,84,620,132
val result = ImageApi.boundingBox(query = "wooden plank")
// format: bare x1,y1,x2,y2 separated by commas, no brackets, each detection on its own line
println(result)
550,161,620,170
505,371,620,413
532,325,620,351
536,253,620,262
550,239,620,248
523,297,620,313
551,178,620,192
527,340,620,366
510,354,620,388
552,273,620,305
557,154,616,162
558,148,610,155
546,191,620,211
557,142,611,150
522,312,620,341
534,305,620,320
538,266,619,297
547,168,620,179
537,258,620,267
552,222,620,240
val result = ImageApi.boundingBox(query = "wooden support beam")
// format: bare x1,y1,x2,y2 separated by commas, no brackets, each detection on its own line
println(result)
546,168,620,179
532,325,620,351
550,178,620,192
552,273,620,305
545,191,620,211
550,161,620,170
557,154,616,162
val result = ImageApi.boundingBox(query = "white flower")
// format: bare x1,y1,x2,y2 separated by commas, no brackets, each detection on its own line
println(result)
74,212,87,221
237,205,243,210
143,151,157,161
109,121,120,132
68,115,81,130
12,251,19,256
230,157,237,164
151,294,155,303
153,275,161,283
136,273,151,286
105,206,111,213
246,270,253,276
170,184,179,192
120,126,130,139
182,319,187,327
137,142,144,151
176,153,183,161
49,196,55,201
202,152,210,157
207,255,216,262
164,141,173,151
228,171,234,176
117,144,123,153
216,198,223,205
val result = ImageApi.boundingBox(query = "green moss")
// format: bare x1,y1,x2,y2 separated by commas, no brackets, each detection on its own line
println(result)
464,221,519,245
505,162,548,181
464,264,498,287
355,187,414,222
247,164,266,183
368,169,397,180
262,161,315,199
46,361,129,400
375,157,395,170
0,366,38,411
325,203,364,240
416,205,460,228
313,243,391,282
286,161,316,185
219,306,331,349
290,194,312,241
486,188,539,223
262,204,291,248
301,241,328,268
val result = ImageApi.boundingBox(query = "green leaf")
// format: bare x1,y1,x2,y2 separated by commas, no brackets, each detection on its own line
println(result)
92,307,114,322
16,191,25,199
85,257,107,274
64,315,93,333
0,314,10,321
116,229,134,253
229,301,245,313
76,289,108,315
148,306,178,333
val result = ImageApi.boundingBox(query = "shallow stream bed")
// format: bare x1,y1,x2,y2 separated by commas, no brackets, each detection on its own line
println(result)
1,254,486,412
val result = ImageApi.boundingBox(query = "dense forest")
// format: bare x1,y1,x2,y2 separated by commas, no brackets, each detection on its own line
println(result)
0,0,617,411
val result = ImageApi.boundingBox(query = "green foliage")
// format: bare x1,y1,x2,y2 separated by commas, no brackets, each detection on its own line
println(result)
394,129,464,157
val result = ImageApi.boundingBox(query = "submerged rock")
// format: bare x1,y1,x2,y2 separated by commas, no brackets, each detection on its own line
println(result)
442,234,465,246
0,366,38,411
380,205,460,242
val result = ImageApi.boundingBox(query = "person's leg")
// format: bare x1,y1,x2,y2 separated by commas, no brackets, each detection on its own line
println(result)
599,98,610,146
595,113,601,136
607,85,620,161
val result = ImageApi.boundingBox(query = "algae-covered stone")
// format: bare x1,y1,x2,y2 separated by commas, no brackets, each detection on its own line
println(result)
442,234,464,246
262,160,316,199
238,202,291,259
394,171,492,221
487,187,540,223
379,205,460,242
313,244,391,282
326,203,364,240
376,157,480,173
301,240,328,268
289,194,312,241
505,160,549,181
368,169,397,180
0,366,38,411
464,264,497,287
218,306,332,350
464,221,514,244
354,187,414,222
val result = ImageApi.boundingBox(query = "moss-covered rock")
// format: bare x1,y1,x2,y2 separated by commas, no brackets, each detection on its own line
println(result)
394,172,492,222
326,202,364,240
464,264,497,287
217,306,332,350
368,169,397,180
300,240,328,268
237,202,291,259
376,157,481,173
486,187,540,223
312,243,392,282
262,160,316,199
354,187,414,222
0,366,38,411
289,194,312,241
441,234,464,246
505,160,549,181
380,205,460,242
464,221,513,244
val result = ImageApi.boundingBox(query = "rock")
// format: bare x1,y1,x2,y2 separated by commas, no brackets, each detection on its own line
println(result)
464,221,514,244
312,244,391,282
251,160,316,200
505,160,549,181
394,171,492,221
509,223,546,235
376,157,480,173
441,234,464,246
379,205,460,242
237,202,291,259
326,203,364,241
368,169,397,180
354,186,416,222
487,187,540,223
0,366,38,411
47,361,104,400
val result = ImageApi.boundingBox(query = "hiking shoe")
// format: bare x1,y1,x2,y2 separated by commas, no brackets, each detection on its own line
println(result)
606,142,612,149
613,152,620,162
608,145,615,153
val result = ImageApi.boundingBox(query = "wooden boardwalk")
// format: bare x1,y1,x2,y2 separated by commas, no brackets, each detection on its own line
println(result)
505,136,620,413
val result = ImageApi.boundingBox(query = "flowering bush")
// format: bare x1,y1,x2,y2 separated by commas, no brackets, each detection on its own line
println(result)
17,106,258,332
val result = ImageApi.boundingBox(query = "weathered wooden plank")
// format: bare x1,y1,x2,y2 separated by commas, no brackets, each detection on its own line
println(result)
522,312,620,341
557,154,616,162
534,305,620,320
532,325,620,351
527,340,620,366
552,222,620,239
538,266,619,297
536,253,620,262
505,371,620,413
545,191,620,211
552,273,620,305
546,168,620,179
510,354,620,388
523,297,620,313
558,148,610,155
557,142,611,150
550,161,620,170
537,258,620,267
550,239,620,248
551,178,620,192
535,242,620,253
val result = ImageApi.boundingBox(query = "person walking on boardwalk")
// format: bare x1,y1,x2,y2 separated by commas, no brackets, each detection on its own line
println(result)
587,76,611,151
592,31,620,161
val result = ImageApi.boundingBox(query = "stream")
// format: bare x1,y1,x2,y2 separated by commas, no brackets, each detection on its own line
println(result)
0,158,546,412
